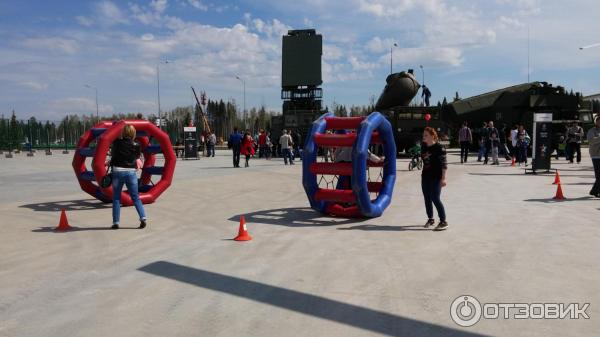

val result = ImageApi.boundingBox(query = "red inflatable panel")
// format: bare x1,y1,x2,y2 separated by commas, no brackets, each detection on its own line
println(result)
315,189,357,203
324,116,365,130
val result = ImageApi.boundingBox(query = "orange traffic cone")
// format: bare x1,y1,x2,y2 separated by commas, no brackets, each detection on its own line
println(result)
511,157,516,167
553,183,566,200
55,209,72,231
552,170,561,185
234,215,252,241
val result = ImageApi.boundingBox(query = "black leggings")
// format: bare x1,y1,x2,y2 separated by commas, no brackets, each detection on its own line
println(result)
421,178,446,221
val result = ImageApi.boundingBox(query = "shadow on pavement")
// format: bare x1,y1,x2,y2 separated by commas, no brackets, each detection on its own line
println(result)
139,261,487,337
523,196,595,203
338,224,430,232
229,207,365,227
32,226,138,233
20,199,111,212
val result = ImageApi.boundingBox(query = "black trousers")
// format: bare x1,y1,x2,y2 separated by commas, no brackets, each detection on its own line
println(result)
591,159,600,195
568,143,581,163
421,178,446,221
460,141,470,162
232,144,241,167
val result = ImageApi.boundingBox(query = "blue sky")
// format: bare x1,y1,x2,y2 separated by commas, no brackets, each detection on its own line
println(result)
1,0,599,120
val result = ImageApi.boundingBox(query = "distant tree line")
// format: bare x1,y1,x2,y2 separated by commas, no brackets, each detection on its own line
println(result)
0,98,281,150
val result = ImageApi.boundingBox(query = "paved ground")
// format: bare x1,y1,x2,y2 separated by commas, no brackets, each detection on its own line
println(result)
0,149,598,337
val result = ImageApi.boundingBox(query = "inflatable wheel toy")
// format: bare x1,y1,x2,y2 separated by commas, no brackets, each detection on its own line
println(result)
72,120,176,206
302,112,396,218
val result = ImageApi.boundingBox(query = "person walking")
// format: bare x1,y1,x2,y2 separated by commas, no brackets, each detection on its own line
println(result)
241,131,255,167
587,118,600,197
228,127,243,168
478,122,488,162
109,124,147,230
421,127,448,231
567,122,584,164
291,129,301,160
458,122,472,164
515,125,530,166
510,124,518,159
258,129,268,159
490,131,500,165
484,121,499,165
207,131,216,157
280,129,294,165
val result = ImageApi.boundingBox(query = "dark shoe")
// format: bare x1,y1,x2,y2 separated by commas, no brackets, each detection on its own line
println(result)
434,221,448,231
111,224,119,230
139,219,147,229
424,218,435,228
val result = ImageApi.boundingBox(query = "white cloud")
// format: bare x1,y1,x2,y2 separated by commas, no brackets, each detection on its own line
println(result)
357,0,418,18
50,97,114,114
379,46,464,67
348,56,377,71
75,15,94,26
323,44,343,60
498,16,525,29
18,81,48,91
21,37,79,54
95,1,127,25
366,37,395,53
187,0,208,11
141,33,155,41
150,0,169,13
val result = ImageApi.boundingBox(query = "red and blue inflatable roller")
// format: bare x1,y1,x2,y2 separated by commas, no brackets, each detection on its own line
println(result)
302,112,396,218
72,120,176,206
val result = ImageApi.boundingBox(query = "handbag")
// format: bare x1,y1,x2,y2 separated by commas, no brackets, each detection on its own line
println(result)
100,166,113,188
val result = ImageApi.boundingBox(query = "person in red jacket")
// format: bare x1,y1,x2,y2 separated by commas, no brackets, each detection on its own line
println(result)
241,132,255,167
258,129,267,158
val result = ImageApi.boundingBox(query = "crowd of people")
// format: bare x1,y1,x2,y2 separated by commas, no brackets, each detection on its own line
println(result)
456,120,589,167
227,128,304,168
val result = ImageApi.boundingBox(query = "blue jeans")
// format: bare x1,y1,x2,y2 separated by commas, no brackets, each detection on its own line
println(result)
421,178,446,222
282,148,294,164
112,170,146,225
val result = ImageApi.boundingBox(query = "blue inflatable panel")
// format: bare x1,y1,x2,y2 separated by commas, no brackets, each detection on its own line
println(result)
91,128,106,137
351,112,396,217
143,166,164,175
136,131,148,137
78,147,95,157
80,171,96,181
144,144,162,154
302,112,333,214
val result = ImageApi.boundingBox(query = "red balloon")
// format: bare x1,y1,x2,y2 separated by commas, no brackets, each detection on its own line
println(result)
424,113,431,121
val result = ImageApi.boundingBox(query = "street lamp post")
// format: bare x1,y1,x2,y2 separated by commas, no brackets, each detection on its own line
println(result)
235,75,246,129
157,60,171,130
390,43,398,74
419,65,425,105
84,84,99,120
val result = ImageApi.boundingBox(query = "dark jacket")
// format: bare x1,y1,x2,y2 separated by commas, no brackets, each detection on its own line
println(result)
228,132,243,146
421,143,447,180
111,138,141,168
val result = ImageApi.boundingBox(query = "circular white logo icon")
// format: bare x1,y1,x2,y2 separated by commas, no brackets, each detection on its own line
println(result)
450,295,482,327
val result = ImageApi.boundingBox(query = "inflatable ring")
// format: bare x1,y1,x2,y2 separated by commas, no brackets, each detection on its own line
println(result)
302,112,396,218
72,120,175,206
